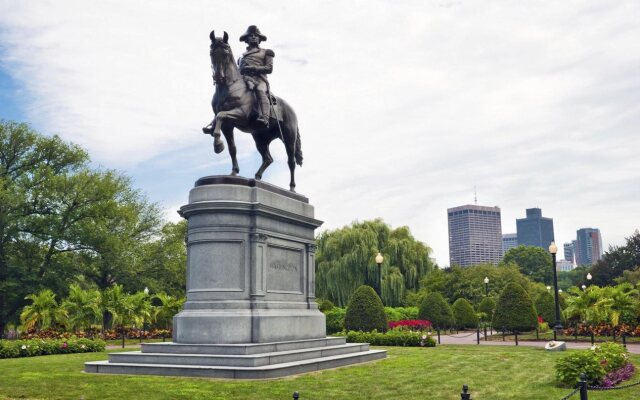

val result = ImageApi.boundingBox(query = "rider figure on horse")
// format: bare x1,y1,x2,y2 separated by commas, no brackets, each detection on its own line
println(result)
238,25,274,129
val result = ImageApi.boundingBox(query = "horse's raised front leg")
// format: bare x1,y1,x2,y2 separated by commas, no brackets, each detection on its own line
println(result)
221,125,239,176
253,135,273,181
211,113,227,154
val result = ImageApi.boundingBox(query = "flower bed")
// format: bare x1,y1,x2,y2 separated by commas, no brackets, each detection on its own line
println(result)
0,338,105,359
346,330,436,347
388,319,432,331
555,342,633,387
20,328,171,340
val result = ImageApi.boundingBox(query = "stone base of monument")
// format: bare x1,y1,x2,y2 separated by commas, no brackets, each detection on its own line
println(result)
84,337,386,379
85,176,386,378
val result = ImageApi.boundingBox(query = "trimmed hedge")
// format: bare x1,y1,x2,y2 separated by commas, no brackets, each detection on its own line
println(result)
0,338,105,359
325,308,346,334
346,330,436,347
493,282,538,333
534,291,556,324
477,296,496,322
384,307,419,322
418,292,453,329
452,298,478,329
345,286,387,332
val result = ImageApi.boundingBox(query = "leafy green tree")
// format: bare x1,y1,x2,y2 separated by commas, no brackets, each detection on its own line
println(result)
503,245,553,284
315,219,433,307
61,284,101,332
452,298,478,329
615,266,640,287
493,283,538,333
590,231,640,286
19,289,66,331
557,266,590,290
418,292,453,330
344,285,387,332
477,296,496,323
152,292,184,330
534,291,556,325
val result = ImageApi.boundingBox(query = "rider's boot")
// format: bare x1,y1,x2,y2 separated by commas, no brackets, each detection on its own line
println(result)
256,90,270,128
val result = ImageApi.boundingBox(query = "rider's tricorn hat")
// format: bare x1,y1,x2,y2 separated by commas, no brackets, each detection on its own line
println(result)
239,25,267,42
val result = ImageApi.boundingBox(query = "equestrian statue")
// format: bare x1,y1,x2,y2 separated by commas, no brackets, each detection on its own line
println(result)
202,26,303,192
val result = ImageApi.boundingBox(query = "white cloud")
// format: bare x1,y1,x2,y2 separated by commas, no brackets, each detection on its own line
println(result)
1,0,639,263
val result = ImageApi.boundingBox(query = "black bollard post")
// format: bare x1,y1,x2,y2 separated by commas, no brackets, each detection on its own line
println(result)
591,332,595,345
622,333,627,349
515,332,518,346
293,391,299,400
437,329,441,344
536,328,539,340
579,373,588,400
121,327,125,349
460,384,471,400
502,331,505,341
476,328,480,345
553,329,557,341
613,330,616,342
484,326,487,341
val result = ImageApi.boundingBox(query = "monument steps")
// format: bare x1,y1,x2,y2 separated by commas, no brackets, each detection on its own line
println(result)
85,343,386,379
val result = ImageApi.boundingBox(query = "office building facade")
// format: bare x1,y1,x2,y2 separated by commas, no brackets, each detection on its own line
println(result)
564,242,574,264
575,228,603,266
448,204,503,267
516,208,555,249
502,233,518,255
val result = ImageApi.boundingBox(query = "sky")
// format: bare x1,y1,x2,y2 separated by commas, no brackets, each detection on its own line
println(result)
0,0,638,265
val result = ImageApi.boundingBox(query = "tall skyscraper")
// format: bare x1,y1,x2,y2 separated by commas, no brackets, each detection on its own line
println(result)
502,233,518,255
516,208,555,249
448,204,503,267
575,228,603,266
563,242,574,264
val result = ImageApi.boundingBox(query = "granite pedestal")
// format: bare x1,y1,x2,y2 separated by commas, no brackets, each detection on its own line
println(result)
85,176,386,378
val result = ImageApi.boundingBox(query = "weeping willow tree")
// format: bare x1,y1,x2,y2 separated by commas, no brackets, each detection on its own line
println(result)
315,219,433,306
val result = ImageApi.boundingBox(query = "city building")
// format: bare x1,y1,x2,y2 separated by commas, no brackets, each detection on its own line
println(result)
563,242,575,264
502,233,518,255
448,204,503,267
556,260,575,272
516,208,555,249
575,228,603,266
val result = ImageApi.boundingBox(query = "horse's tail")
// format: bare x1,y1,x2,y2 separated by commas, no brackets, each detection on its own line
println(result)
295,127,303,166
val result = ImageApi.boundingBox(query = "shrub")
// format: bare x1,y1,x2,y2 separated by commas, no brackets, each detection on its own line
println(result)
493,283,537,333
556,350,606,386
345,286,387,332
317,299,335,313
388,320,432,331
385,307,419,322
0,338,105,359
534,291,556,325
477,297,496,322
325,308,346,334
452,299,478,329
593,342,628,373
418,292,453,330
346,330,436,347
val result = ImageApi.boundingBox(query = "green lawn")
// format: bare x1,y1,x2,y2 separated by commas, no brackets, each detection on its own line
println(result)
0,345,638,399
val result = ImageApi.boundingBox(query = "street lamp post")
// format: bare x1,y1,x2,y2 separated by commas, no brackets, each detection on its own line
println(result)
484,277,489,296
549,241,562,341
586,273,592,286
375,253,384,299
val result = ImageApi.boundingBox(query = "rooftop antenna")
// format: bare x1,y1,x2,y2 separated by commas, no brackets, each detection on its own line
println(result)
474,186,477,205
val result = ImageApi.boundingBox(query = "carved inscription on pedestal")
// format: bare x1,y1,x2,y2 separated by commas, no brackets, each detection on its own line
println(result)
267,245,303,293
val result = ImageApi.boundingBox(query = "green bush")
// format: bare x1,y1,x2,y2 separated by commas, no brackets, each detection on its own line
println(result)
556,350,606,386
418,292,453,329
452,298,478,329
493,283,537,333
346,330,436,347
345,286,387,332
534,291,556,324
477,297,496,322
317,299,335,313
384,307,419,322
0,338,105,359
325,308,346,334
593,342,629,373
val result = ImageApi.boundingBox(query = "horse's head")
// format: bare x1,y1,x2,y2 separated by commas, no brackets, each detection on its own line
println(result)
209,31,236,85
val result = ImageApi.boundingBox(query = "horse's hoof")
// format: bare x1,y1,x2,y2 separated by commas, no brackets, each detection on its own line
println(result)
290,186,296,193
230,171,238,176
255,174,262,180
214,141,225,154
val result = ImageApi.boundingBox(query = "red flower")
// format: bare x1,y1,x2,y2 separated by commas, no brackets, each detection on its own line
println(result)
537,316,544,323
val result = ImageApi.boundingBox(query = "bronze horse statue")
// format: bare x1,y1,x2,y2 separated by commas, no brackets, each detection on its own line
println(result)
203,31,303,192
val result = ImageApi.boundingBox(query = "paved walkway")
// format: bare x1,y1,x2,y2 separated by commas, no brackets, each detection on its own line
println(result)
436,331,640,354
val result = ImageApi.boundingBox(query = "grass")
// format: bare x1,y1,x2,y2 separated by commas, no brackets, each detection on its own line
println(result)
0,345,639,399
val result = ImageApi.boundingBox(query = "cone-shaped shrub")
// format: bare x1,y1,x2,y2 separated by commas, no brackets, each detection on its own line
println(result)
493,283,538,333
418,292,453,329
452,298,478,329
478,296,496,322
345,285,387,332
534,291,555,324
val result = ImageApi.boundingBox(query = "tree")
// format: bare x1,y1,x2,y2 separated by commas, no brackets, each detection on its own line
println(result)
418,292,453,330
452,298,478,329
502,245,553,284
590,231,640,286
344,285,387,332
534,291,556,325
19,289,66,331
477,297,496,323
61,283,101,332
493,283,538,333
152,292,184,330
0,120,162,336
315,219,434,307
